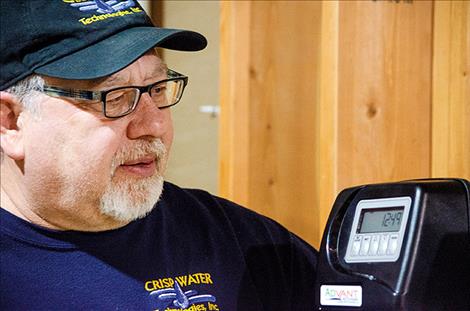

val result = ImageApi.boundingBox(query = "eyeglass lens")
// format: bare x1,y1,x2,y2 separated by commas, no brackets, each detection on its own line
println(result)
104,80,184,117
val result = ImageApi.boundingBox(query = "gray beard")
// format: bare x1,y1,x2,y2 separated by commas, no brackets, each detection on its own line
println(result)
99,174,164,222
99,139,167,222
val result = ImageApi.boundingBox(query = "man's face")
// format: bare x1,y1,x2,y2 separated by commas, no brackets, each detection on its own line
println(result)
21,51,173,230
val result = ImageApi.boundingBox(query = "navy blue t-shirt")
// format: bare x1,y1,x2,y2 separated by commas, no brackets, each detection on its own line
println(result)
1,182,317,310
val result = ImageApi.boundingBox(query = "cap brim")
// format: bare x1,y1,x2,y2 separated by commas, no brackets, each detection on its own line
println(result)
35,27,207,80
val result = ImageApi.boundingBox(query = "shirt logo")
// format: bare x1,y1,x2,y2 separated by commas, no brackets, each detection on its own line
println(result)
68,0,136,14
150,281,216,310
145,273,220,311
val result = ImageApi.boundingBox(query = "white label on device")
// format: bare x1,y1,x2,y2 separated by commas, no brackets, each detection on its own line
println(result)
320,285,362,307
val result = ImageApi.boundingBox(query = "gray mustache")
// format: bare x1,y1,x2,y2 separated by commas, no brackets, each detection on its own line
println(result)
111,139,167,175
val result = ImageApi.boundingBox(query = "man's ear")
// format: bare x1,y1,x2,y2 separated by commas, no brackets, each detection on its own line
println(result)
0,91,25,160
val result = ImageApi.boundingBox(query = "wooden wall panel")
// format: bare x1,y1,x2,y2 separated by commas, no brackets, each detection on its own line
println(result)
337,1,433,190
219,1,322,246
432,1,470,180
248,1,322,245
315,0,434,242
317,1,340,244
220,1,467,248
219,2,251,205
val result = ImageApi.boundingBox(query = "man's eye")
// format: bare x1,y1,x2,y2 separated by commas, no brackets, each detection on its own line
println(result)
151,84,167,95
106,89,137,105
107,92,126,103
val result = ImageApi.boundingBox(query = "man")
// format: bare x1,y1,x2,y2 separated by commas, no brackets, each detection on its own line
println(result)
0,1,317,310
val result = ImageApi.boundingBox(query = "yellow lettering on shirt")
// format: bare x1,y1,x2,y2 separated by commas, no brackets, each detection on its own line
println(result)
145,273,214,292
63,0,89,3
164,304,207,311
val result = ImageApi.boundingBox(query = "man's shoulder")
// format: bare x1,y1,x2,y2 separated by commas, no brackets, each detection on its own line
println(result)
161,181,286,233
160,181,317,255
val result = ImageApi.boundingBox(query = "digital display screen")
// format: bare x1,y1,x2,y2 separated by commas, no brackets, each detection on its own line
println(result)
358,207,404,233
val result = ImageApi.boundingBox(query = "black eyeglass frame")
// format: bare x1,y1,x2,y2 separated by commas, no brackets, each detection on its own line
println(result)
41,69,188,119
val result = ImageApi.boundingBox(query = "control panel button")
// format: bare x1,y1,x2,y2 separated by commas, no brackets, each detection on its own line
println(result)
369,235,379,255
360,235,371,255
387,234,399,255
351,236,362,256
378,234,389,255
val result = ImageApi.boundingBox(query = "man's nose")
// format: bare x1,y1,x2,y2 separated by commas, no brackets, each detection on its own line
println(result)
126,93,171,140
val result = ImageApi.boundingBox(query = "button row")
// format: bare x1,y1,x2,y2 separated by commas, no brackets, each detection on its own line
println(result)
351,234,399,257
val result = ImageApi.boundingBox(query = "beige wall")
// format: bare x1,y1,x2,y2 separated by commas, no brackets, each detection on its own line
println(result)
160,1,220,194
136,0,150,13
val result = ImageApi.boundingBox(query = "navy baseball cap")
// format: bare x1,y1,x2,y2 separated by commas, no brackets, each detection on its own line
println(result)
0,0,207,90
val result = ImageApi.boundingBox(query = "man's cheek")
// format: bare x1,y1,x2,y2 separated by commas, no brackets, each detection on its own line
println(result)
80,130,121,165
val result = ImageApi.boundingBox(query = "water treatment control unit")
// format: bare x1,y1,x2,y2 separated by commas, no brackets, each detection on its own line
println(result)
314,179,470,310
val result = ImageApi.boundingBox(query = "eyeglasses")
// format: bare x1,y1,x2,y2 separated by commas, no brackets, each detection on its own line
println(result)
41,69,188,118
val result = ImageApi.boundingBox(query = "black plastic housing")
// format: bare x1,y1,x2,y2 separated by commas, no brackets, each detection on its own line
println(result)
314,179,470,311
